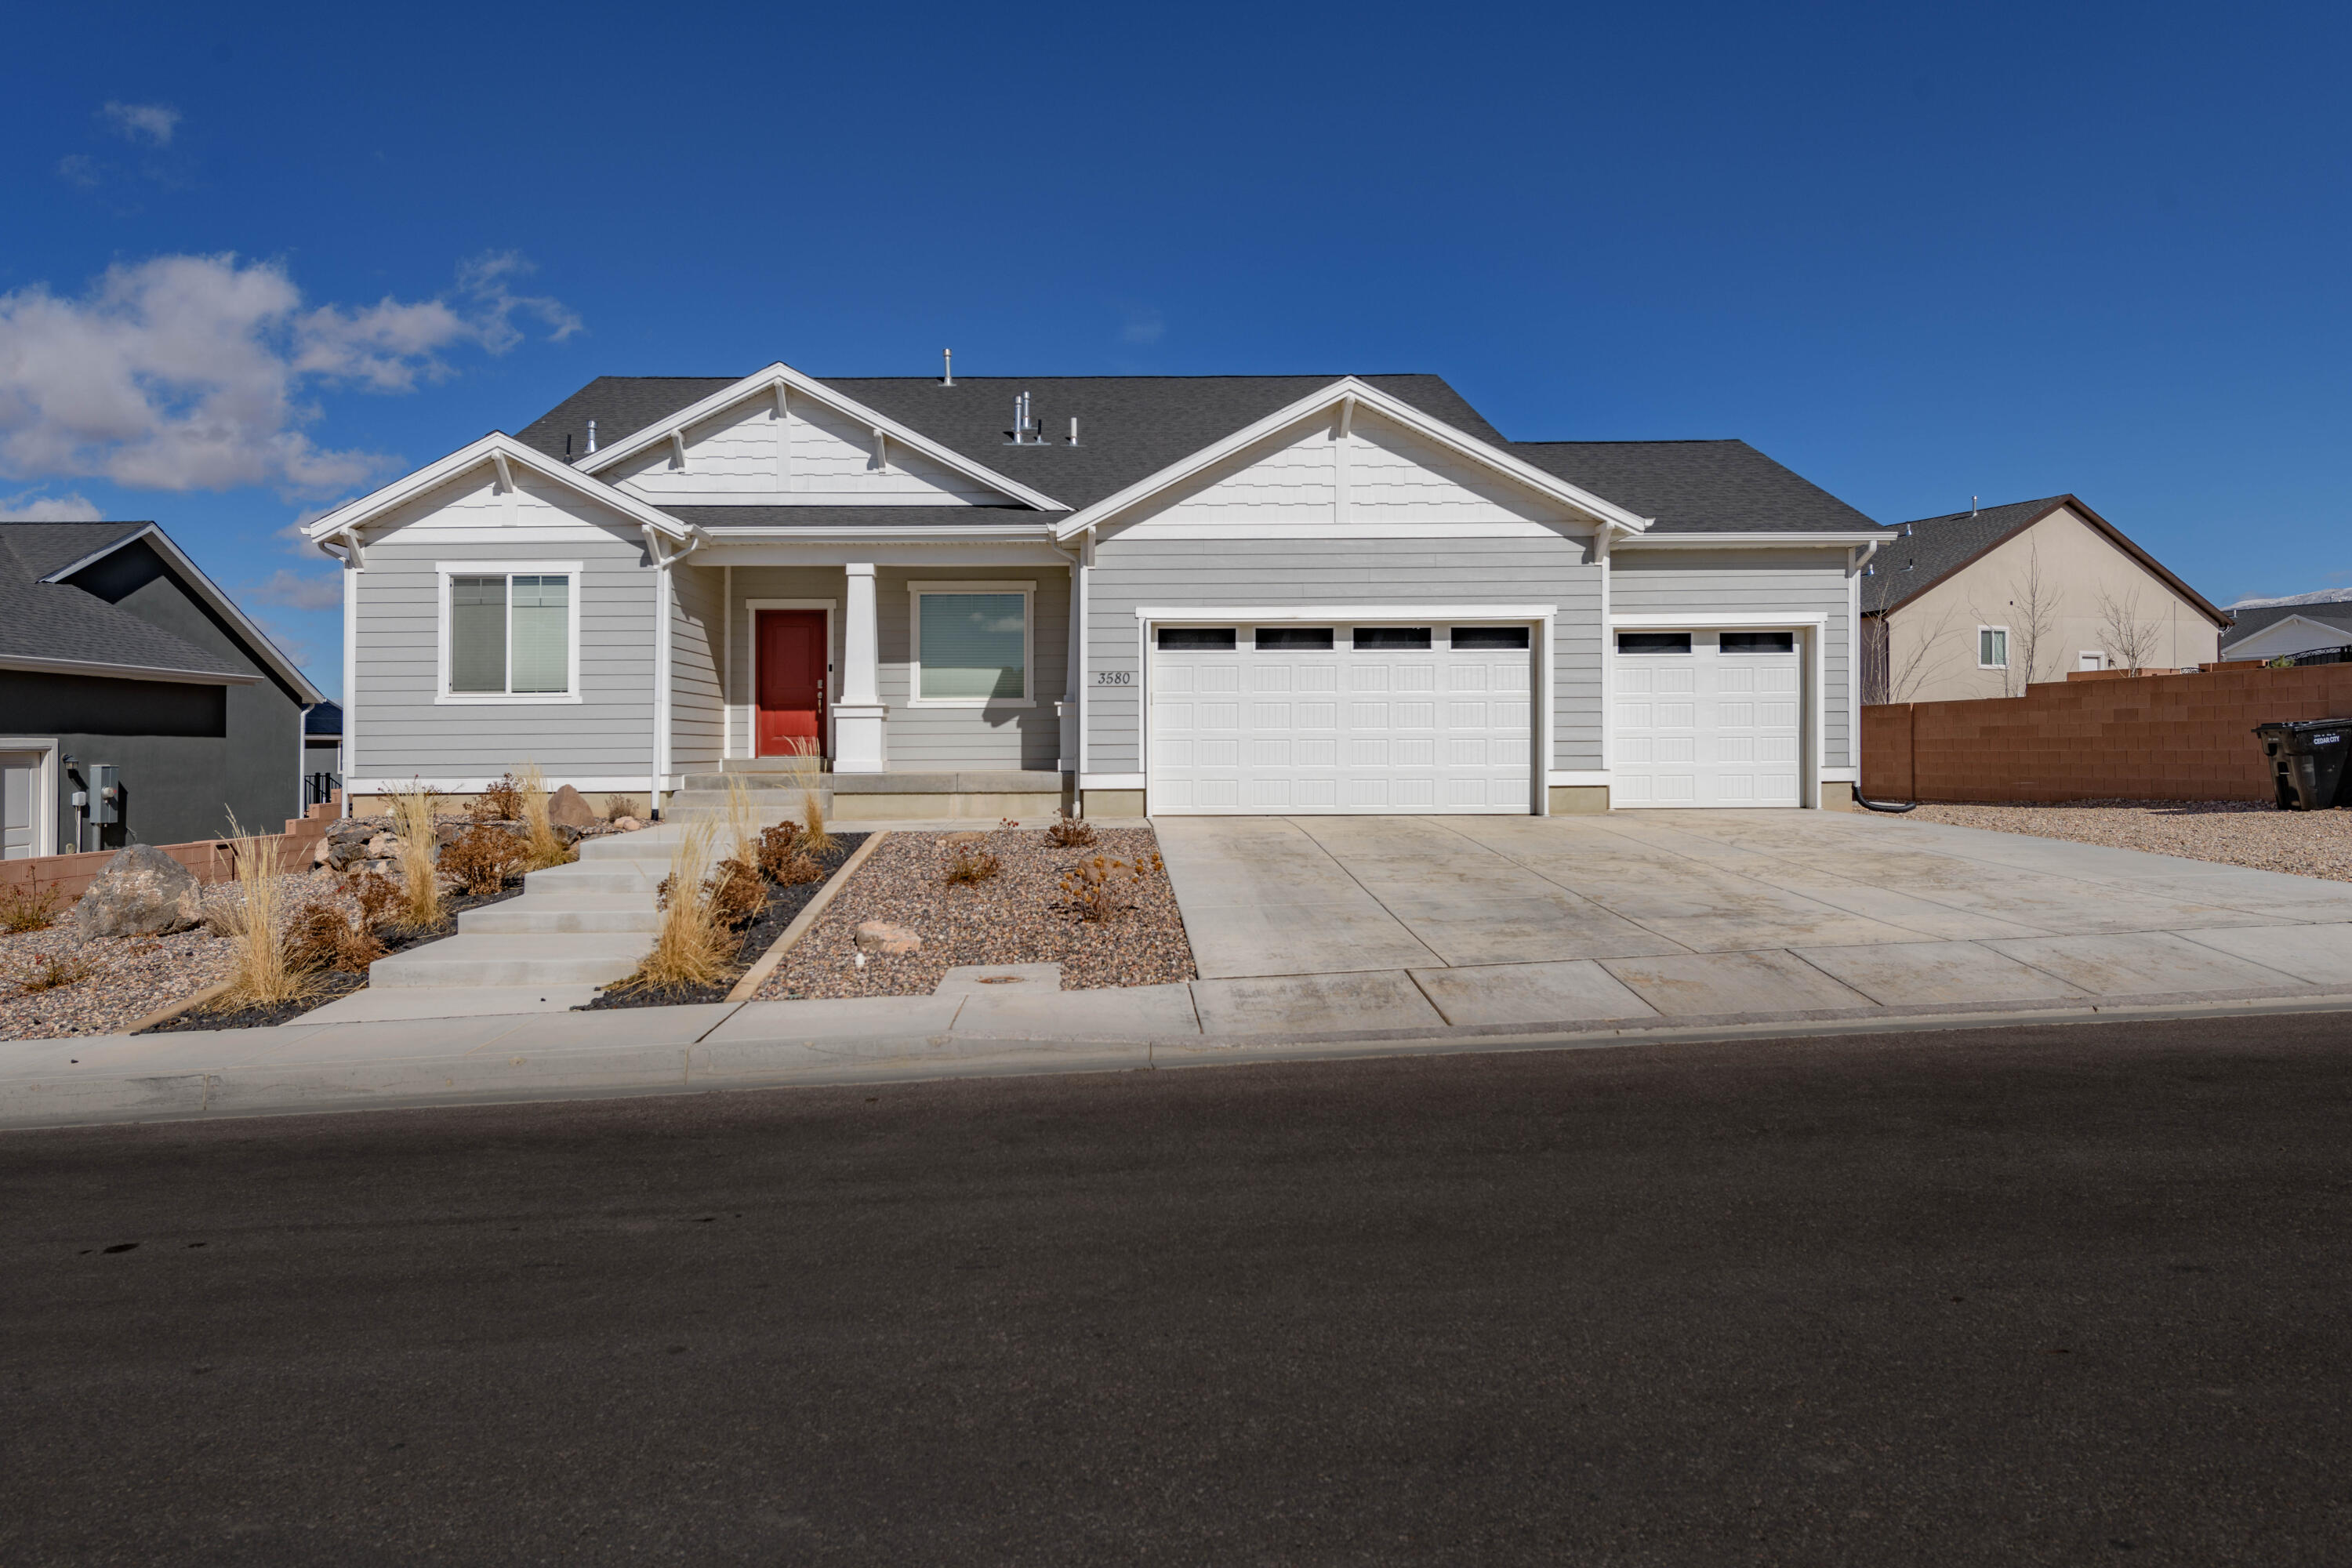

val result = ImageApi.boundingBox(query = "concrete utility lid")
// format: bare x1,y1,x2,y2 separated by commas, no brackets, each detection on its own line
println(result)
934,964,1062,996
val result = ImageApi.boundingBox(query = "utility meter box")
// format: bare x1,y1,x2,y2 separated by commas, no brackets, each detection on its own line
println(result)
89,764,121,825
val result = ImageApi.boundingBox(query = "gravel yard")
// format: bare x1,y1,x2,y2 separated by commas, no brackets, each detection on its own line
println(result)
1900,799,2352,880
0,872,337,1041
763,826,1195,1000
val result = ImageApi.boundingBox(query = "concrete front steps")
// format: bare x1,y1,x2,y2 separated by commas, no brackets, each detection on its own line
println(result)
670,768,1066,822
365,827,681,997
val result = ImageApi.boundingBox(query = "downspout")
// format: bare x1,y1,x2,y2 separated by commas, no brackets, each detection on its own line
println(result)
641,526,705,818
319,534,358,817
1045,528,1083,799
1848,537,1915,811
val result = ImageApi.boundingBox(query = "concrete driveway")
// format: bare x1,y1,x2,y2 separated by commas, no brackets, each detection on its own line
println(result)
1154,810,2352,1033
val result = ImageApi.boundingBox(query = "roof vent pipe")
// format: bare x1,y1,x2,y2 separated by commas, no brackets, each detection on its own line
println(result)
587,419,597,454
942,349,953,386
1970,495,1978,517
1069,416,1079,446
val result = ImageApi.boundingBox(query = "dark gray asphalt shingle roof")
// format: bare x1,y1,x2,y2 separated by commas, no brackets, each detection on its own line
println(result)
1512,440,1888,535
0,522,249,678
306,699,343,737
517,374,1506,514
1860,497,2063,615
2220,602,2352,652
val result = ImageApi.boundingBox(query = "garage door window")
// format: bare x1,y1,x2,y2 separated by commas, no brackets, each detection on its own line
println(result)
1452,626,1530,650
1354,627,1431,650
1158,627,1236,651
1617,631,1692,654
1722,631,1795,654
1256,627,1333,650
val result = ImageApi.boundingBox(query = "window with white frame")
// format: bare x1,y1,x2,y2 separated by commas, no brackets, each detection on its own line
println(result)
441,564,581,700
1978,626,2009,669
909,580,1033,704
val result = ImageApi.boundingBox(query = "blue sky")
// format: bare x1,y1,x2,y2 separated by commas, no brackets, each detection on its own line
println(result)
5,1,2347,693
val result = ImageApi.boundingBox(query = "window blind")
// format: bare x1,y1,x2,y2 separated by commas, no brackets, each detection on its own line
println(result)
918,593,1025,699
510,576,570,693
451,576,507,692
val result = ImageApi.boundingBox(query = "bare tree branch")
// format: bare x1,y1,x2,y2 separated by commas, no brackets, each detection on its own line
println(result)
1889,604,1962,702
2005,544,2060,696
2094,585,2160,674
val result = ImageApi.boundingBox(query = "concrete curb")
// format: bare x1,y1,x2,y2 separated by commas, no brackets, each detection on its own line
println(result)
9,984,2352,1133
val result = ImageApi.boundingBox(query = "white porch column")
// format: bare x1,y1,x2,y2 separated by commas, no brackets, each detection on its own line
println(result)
833,561,887,772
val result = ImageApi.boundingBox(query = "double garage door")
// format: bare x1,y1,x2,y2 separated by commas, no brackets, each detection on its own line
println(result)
1149,622,1535,814
1612,629,1803,807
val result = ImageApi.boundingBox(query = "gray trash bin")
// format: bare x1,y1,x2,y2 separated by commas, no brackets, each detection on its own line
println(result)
2252,718,2352,810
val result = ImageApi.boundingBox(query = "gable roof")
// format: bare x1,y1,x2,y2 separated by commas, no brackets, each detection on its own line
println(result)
0,521,292,688
1511,440,1889,536
1861,494,2230,628
304,432,694,549
518,372,1510,513
2220,602,2352,652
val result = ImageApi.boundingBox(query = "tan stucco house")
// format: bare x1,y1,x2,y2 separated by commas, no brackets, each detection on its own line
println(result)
1860,495,2228,705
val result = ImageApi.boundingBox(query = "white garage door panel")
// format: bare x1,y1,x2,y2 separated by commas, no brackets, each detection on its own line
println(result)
1151,626,1534,815
1613,631,1803,808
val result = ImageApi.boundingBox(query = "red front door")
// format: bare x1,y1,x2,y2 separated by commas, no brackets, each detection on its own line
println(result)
757,611,828,757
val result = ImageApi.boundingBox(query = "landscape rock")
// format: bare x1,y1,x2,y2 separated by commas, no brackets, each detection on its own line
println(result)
365,833,397,858
311,837,332,867
613,816,643,833
326,839,373,871
546,785,598,829
854,920,923,956
71,844,205,937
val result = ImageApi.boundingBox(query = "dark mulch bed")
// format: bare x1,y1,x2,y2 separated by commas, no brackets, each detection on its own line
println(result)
583,833,870,1011
143,880,530,1033
762,826,1194,1000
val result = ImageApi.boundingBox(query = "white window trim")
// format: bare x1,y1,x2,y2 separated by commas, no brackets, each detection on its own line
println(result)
741,598,838,760
908,579,1036,708
434,561,585,705
1977,624,2010,670
0,737,61,858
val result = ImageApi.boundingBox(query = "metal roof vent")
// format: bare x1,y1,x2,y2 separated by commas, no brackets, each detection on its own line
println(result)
942,349,953,386
587,419,597,454
1008,391,1043,445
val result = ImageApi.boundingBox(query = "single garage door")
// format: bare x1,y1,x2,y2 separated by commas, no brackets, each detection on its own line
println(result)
1149,622,1535,814
1612,629,1803,807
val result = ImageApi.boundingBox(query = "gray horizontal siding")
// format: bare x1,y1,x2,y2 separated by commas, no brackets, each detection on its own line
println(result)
1085,535,1602,775
353,533,655,779
670,562,723,773
1610,549,1856,768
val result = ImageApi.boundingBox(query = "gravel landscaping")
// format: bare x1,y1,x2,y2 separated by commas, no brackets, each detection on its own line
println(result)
762,826,1195,1000
1896,799,2352,880
0,873,326,1040
585,833,869,1010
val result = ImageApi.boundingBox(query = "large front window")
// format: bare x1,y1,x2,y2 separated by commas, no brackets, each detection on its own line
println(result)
910,582,1031,704
444,568,576,699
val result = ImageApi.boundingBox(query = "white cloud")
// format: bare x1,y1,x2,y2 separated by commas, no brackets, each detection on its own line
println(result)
103,101,180,147
1119,307,1166,346
277,499,354,555
0,252,580,498
56,154,101,189
0,487,103,522
247,567,343,612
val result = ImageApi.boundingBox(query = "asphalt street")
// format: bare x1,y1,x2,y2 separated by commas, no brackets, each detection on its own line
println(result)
7,1014,2352,1565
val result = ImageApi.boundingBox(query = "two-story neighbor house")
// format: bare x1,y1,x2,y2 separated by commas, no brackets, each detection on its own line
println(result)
308,365,1893,818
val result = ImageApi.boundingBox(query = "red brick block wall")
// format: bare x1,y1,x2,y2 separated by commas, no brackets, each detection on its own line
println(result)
1861,667,2352,804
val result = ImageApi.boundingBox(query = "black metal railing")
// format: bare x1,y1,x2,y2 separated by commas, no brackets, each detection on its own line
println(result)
305,771,341,808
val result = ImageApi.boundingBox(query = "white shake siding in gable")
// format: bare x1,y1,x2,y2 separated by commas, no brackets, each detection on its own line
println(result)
1083,537,1604,776
1609,550,1856,769
608,396,1007,506
348,531,655,780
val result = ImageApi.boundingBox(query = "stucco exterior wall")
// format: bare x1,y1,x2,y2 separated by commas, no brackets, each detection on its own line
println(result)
1882,506,2220,704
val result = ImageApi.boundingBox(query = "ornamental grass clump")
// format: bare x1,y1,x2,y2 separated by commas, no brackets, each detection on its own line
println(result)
626,821,733,991
217,829,307,1007
385,782,446,930
517,763,572,870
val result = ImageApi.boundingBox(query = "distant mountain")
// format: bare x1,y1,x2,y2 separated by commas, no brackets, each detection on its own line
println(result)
2227,587,2352,610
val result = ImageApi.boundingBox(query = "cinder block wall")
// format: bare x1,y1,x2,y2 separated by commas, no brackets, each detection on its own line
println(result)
1862,665,2352,804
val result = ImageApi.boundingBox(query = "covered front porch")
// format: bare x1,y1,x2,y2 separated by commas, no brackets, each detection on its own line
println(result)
660,545,1076,815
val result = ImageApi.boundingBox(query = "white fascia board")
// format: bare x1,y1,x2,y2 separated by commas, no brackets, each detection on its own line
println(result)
575,362,1068,514
1613,532,1890,548
37,522,325,703
691,523,1061,544
303,433,694,547
0,652,259,684
1134,604,1559,621
1610,612,1829,628
1053,377,1654,543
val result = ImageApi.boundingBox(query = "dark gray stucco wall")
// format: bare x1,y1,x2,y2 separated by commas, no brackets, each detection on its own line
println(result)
12,539,309,851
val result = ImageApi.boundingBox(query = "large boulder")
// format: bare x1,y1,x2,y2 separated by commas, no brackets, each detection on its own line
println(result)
72,844,205,936
546,784,599,829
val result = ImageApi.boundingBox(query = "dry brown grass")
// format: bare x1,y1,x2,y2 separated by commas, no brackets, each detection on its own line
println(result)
1059,851,1165,923
11,952,90,993
385,782,445,931
440,825,524,895
755,821,803,880
281,900,385,976
216,831,308,1007
517,763,573,870
945,847,1000,885
471,773,524,822
1,877,61,934
1045,811,1097,848
623,822,734,991
800,789,836,855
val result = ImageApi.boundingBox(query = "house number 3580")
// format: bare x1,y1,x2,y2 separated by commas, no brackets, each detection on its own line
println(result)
1095,670,1134,686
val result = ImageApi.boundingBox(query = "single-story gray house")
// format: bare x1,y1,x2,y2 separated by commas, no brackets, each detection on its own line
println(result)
2218,601,2352,662
307,365,1893,818
2,521,325,857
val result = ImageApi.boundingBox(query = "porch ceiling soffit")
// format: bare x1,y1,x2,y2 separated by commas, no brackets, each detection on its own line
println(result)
1047,376,1657,543
572,362,1066,514
303,432,695,549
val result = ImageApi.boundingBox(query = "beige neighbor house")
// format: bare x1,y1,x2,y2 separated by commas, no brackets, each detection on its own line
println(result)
1860,495,2228,705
